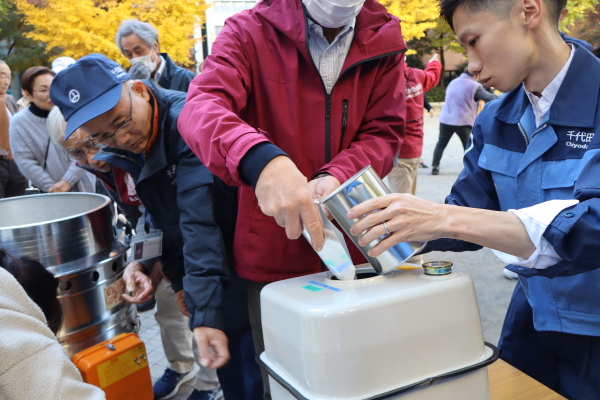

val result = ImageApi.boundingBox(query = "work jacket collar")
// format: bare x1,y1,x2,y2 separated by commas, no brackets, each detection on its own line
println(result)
495,43,600,129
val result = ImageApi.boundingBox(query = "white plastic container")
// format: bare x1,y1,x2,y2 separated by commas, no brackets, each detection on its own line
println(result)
259,267,497,400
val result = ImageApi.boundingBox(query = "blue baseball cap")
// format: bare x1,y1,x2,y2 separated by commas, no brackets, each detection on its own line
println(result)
50,53,131,139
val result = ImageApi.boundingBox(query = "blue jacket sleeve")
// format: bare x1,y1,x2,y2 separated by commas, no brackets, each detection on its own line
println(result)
175,140,229,331
537,150,600,277
424,115,501,254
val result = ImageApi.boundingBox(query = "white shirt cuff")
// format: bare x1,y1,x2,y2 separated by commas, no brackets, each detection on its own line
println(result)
492,199,579,269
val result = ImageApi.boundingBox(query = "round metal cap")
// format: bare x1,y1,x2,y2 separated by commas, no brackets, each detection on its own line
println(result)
422,261,453,276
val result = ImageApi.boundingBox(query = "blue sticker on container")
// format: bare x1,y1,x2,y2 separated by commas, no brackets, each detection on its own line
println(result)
308,280,343,292
301,285,324,292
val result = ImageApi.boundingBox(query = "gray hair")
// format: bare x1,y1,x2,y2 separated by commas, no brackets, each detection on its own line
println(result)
47,106,68,146
115,19,159,54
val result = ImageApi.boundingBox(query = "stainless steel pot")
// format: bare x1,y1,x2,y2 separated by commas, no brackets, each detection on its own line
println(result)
0,193,138,357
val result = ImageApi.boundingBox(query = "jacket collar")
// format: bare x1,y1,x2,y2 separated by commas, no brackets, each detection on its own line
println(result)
157,53,176,88
255,0,406,68
495,44,600,128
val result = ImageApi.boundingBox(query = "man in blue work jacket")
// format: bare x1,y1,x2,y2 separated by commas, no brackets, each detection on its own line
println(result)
347,0,600,398
49,54,262,400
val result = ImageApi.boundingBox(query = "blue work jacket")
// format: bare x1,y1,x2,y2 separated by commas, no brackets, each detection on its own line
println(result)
427,45,600,336
94,81,238,331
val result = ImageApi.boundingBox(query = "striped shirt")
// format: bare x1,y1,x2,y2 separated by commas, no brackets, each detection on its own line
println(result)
306,17,355,94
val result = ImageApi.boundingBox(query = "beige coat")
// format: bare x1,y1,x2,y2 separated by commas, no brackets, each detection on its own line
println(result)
0,268,105,400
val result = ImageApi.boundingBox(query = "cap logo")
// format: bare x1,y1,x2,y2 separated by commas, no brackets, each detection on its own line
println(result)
69,89,80,103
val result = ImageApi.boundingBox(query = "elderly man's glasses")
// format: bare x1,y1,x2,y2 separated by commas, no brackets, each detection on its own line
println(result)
69,146,97,162
89,86,136,148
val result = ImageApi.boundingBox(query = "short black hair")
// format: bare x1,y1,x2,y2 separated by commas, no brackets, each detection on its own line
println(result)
0,249,63,334
439,0,567,31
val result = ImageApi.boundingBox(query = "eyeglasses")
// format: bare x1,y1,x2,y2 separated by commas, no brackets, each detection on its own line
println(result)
32,89,49,95
89,86,136,148
69,146,97,162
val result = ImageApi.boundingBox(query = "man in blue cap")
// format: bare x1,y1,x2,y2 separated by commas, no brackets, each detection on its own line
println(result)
50,53,262,400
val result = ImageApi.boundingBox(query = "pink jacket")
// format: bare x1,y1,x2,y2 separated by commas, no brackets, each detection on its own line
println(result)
398,60,442,158
179,0,407,282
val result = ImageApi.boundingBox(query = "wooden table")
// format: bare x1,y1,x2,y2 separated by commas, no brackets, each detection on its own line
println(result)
488,359,566,399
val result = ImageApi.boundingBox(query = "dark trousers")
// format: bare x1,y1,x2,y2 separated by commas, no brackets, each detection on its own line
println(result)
498,283,600,400
431,123,472,168
247,280,272,400
217,328,264,400
0,159,27,199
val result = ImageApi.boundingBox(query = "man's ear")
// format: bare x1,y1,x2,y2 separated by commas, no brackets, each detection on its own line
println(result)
131,80,150,101
521,0,543,30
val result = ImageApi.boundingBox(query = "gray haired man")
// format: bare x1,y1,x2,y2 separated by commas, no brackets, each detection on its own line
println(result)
115,19,196,92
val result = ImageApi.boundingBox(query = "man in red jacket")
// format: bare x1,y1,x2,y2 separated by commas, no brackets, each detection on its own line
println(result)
388,54,442,195
178,0,407,396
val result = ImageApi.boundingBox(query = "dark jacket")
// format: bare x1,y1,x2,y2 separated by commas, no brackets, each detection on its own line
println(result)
80,165,142,228
158,53,196,92
95,81,238,331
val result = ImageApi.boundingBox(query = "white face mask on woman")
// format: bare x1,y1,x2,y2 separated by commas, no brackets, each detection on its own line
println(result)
302,0,365,28
130,47,158,73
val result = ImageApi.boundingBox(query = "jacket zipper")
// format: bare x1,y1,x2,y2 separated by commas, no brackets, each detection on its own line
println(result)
341,100,349,150
304,12,407,163
518,122,548,147
518,123,529,147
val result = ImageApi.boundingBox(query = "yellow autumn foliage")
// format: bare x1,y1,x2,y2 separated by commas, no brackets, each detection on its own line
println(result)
13,0,208,68
380,0,439,42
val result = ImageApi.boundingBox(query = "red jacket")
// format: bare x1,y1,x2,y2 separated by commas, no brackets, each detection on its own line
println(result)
398,61,442,158
179,0,407,282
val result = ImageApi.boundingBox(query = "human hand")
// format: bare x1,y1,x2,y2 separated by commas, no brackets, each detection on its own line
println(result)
148,260,163,292
128,62,152,80
48,180,72,193
347,193,445,257
429,53,439,63
122,262,154,303
175,289,189,317
308,174,340,219
429,108,435,118
193,327,230,369
255,156,324,251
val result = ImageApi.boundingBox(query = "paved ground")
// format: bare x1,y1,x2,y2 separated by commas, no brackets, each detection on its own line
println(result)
139,108,517,399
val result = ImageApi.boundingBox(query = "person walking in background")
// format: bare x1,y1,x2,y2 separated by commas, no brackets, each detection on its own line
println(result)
0,60,27,198
9,66,95,193
116,19,196,92
388,53,442,195
431,68,498,175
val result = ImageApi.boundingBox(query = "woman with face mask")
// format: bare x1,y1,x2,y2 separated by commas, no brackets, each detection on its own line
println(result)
8,66,95,193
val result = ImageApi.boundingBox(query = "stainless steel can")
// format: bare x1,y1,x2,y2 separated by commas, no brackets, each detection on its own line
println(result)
322,165,426,274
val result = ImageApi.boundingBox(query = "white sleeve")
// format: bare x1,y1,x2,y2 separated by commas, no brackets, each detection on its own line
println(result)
492,199,579,269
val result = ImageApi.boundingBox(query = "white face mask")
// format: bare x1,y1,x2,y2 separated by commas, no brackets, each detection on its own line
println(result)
130,47,158,73
303,0,365,29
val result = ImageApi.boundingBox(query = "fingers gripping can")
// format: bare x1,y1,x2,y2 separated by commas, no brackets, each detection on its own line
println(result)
322,165,426,274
